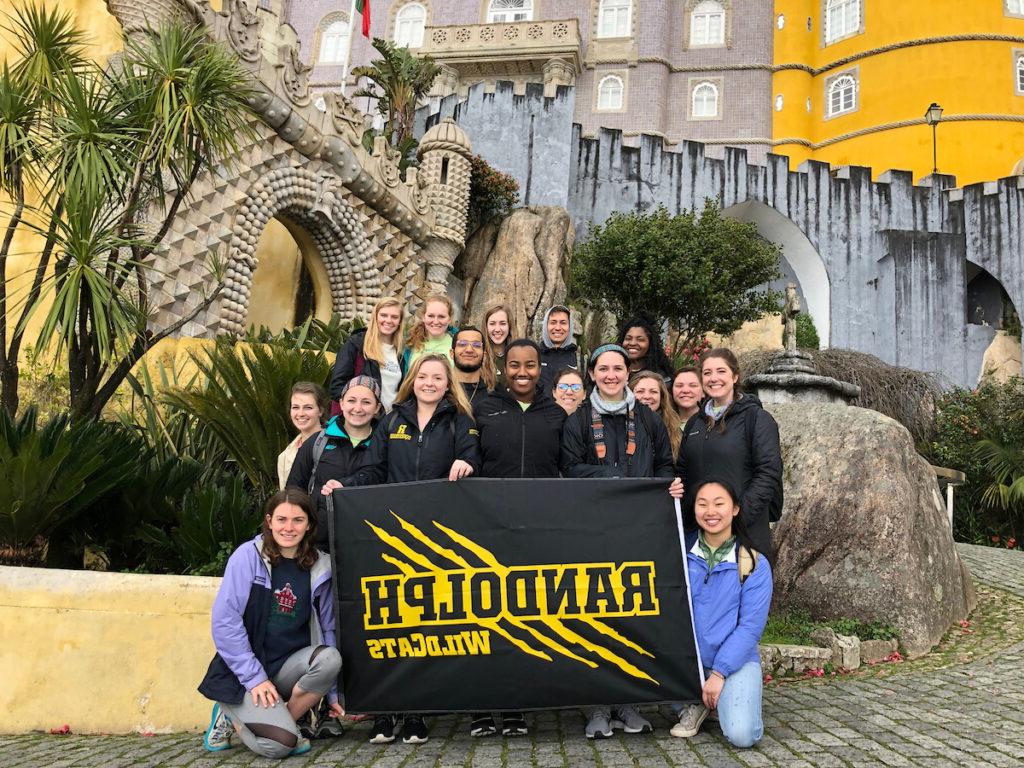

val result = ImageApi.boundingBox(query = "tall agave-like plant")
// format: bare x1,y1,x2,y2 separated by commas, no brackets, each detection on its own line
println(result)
162,338,330,498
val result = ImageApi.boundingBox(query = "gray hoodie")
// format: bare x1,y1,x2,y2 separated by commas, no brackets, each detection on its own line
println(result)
539,305,581,390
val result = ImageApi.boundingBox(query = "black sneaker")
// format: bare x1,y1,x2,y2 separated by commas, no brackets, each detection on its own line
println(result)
297,708,316,740
369,714,396,744
501,712,528,737
470,713,497,737
314,715,345,739
402,714,429,744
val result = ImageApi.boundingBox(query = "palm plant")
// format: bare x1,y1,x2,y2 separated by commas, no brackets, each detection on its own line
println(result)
353,37,440,168
162,338,330,499
0,406,144,563
976,437,1024,535
0,4,256,420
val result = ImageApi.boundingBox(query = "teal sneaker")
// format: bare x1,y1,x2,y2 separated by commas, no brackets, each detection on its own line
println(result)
203,703,234,752
290,736,312,756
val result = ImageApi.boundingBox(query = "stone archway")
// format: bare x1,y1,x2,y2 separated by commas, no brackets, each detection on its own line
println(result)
220,164,384,335
723,200,832,348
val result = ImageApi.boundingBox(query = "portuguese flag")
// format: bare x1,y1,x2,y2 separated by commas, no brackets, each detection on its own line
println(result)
356,0,371,38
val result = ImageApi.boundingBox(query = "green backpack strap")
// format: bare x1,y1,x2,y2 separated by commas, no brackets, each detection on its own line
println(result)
737,545,759,585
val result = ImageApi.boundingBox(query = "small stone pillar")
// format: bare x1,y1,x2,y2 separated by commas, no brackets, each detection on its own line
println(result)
542,57,576,97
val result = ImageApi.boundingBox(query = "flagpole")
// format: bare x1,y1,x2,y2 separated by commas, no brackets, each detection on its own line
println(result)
341,0,359,97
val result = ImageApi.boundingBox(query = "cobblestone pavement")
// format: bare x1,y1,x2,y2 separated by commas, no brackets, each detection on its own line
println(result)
3,544,1022,768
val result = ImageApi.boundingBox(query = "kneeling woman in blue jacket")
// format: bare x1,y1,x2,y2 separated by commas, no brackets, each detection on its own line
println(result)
199,489,342,758
674,479,772,748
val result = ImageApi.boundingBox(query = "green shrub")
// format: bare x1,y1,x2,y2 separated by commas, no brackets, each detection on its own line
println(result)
762,610,899,645
794,312,820,350
245,313,364,354
467,154,519,234
924,377,1024,544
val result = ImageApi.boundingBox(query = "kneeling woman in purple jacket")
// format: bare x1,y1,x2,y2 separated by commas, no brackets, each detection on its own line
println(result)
673,479,772,748
198,489,342,758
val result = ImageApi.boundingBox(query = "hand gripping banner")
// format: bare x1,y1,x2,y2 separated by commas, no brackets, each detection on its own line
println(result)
331,478,702,712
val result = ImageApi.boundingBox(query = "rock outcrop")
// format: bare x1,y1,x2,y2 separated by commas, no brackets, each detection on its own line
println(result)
768,403,975,658
455,206,574,334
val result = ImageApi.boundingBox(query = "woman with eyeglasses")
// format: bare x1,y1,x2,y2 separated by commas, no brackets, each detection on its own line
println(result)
551,368,585,415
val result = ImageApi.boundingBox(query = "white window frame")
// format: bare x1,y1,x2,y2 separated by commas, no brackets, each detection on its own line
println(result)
597,0,632,39
319,20,349,64
691,1,725,47
394,3,427,48
691,81,719,119
1008,0,1024,17
824,0,860,45
487,0,533,23
1017,54,1024,94
826,73,857,117
596,74,625,111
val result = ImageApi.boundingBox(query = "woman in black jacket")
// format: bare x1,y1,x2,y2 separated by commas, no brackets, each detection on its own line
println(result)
285,376,381,549
616,316,674,382
559,344,682,740
344,354,480,745
677,348,783,562
329,297,406,413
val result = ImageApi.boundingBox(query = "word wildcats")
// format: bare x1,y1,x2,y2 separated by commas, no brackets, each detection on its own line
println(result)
363,562,659,629
358,511,663,682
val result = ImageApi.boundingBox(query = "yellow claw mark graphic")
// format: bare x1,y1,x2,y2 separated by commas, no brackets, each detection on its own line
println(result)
381,553,415,576
365,514,658,682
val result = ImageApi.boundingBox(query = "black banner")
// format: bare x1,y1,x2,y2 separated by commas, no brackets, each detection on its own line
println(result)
332,478,702,713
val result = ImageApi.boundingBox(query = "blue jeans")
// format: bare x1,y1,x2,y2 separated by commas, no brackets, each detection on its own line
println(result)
716,661,764,748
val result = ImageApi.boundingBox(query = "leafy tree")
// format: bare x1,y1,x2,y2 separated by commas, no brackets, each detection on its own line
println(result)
569,201,782,355
353,37,439,168
0,4,255,419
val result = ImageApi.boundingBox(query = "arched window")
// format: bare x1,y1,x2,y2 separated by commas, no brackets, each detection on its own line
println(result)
692,81,718,118
597,75,624,110
825,0,860,44
394,3,427,48
598,0,632,38
319,20,349,64
1017,55,1024,92
827,74,857,116
487,0,532,22
691,1,725,46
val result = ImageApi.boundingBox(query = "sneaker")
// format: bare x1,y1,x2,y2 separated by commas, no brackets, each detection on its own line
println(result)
311,699,345,739
670,704,709,738
369,714,396,744
297,708,316,740
611,705,652,734
501,712,528,737
585,707,613,740
402,714,429,744
470,713,497,737
203,703,234,752
290,736,311,756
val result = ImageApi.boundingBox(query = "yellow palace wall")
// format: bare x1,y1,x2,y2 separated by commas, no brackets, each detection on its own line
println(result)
773,0,1024,185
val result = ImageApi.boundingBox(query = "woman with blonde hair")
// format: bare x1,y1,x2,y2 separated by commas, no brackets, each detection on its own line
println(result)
482,304,516,390
329,297,406,412
346,353,480,744
630,370,683,463
403,294,457,369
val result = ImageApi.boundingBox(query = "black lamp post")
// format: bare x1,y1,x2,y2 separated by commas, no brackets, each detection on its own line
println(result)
924,102,943,175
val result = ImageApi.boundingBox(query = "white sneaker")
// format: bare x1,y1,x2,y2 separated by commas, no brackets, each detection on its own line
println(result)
670,704,709,738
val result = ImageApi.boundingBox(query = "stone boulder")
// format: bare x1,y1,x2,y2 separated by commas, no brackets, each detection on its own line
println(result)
455,206,575,334
768,403,975,658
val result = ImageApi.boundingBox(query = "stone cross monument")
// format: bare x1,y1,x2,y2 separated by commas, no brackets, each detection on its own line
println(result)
782,282,800,353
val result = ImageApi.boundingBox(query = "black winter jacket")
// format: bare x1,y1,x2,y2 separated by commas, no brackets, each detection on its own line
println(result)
539,343,582,392
473,390,567,478
460,380,491,410
347,398,480,485
285,416,374,548
329,328,406,400
560,399,675,479
677,394,783,560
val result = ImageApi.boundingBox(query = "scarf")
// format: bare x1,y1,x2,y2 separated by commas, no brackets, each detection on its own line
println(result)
590,389,637,461
704,398,732,423
698,531,736,573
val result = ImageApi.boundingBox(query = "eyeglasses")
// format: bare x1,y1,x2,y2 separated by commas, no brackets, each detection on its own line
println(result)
556,383,583,392
455,341,483,349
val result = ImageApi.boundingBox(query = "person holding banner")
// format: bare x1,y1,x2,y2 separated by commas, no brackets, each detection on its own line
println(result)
678,348,783,560
346,353,480,744
286,376,381,549
469,338,567,738
199,490,342,758
560,343,683,739
674,479,771,748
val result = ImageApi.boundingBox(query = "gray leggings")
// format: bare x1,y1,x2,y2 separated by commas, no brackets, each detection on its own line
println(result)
221,645,341,759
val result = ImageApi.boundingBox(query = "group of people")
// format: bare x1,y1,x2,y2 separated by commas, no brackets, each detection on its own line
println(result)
200,295,784,758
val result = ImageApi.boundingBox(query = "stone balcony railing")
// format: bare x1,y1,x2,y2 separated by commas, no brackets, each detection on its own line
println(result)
419,19,582,96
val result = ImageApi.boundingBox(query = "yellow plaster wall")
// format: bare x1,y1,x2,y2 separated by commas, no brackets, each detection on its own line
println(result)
248,218,304,333
0,565,219,734
773,0,1024,185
